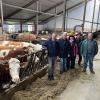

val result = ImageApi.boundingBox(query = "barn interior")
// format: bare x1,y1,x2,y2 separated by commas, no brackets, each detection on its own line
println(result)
0,0,100,100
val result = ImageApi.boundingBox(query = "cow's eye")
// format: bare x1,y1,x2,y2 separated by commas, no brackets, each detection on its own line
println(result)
3,52,6,56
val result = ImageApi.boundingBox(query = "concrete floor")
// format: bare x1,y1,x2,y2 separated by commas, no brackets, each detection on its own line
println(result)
60,44,100,100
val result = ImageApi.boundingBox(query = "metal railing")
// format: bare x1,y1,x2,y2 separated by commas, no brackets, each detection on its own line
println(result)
20,49,48,79
0,49,48,87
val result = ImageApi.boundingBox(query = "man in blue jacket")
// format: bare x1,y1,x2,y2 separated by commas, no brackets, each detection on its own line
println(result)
43,33,59,80
81,33,98,74
58,32,71,74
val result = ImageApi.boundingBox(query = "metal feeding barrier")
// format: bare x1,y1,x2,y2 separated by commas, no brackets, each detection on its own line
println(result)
0,49,48,88
20,49,48,79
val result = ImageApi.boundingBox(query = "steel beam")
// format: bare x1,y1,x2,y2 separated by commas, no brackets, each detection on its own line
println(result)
3,3,60,17
36,0,39,35
0,0,4,34
82,0,87,33
62,0,67,32
24,1,64,23
96,2,100,31
54,7,57,32
20,21,23,32
91,0,96,32
4,0,38,19
40,1,85,24
66,9,68,30
67,17,97,24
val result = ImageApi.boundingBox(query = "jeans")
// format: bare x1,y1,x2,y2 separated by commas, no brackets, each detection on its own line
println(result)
66,57,70,70
83,54,94,71
78,53,82,65
70,56,76,69
48,57,56,76
60,58,67,72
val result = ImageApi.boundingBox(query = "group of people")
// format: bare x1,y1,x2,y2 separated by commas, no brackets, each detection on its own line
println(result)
43,32,98,80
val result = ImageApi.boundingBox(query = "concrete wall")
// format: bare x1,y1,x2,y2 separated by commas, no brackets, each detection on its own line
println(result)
43,0,100,32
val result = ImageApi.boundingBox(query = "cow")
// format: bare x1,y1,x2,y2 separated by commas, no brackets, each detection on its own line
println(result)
0,41,42,88
0,48,28,88
9,58,20,84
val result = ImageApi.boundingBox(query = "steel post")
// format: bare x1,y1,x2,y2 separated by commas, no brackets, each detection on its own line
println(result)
0,0,4,34
82,0,87,33
20,21,23,33
36,0,39,35
66,10,68,30
62,0,67,32
96,1,100,31
54,7,57,32
91,0,96,32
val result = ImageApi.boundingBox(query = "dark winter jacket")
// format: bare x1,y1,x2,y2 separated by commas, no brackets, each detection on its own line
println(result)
43,39,59,57
58,39,70,58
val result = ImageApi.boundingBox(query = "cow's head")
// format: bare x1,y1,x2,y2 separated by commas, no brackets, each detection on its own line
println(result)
9,58,20,84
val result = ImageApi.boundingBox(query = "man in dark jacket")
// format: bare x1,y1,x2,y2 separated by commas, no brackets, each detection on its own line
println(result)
75,33,83,66
43,33,59,80
58,32,70,74
81,33,98,74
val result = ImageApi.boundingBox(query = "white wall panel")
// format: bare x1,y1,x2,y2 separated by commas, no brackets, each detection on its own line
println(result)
68,4,84,20
67,19,82,29
43,0,100,31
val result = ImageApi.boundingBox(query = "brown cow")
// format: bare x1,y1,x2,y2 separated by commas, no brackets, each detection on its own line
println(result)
0,47,29,87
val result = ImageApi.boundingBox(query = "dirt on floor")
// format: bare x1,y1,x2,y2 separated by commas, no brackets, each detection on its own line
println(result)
58,40,100,100
12,62,82,100
12,36,100,100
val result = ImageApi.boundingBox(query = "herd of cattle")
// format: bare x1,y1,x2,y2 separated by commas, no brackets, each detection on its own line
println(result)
0,40,44,89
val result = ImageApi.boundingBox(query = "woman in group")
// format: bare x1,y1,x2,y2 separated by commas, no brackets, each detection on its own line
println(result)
69,35,78,69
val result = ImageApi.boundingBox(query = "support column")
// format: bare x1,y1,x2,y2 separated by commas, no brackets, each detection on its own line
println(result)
54,7,57,32
91,0,96,32
36,0,39,35
20,21,23,33
34,21,37,34
0,0,4,34
66,9,68,30
62,0,67,32
82,0,87,33
32,22,34,32
96,2,100,31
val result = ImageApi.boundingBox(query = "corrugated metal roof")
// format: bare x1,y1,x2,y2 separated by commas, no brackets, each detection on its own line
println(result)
1,0,85,23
